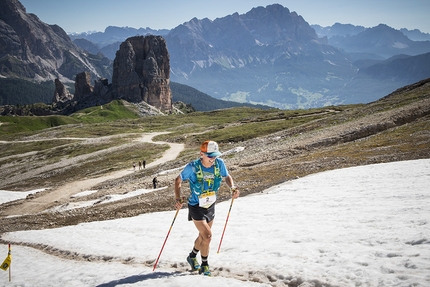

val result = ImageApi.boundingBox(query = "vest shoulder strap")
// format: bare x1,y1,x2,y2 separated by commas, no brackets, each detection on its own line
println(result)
193,159,220,182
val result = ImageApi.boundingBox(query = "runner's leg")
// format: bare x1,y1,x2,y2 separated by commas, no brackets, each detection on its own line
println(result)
192,219,213,256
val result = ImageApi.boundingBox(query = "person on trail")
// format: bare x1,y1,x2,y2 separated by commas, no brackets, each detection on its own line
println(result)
153,176,158,189
143,160,146,168
174,140,240,276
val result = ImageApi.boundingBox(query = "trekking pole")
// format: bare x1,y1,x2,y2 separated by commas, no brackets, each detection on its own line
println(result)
8,244,11,282
153,208,180,271
217,197,235,253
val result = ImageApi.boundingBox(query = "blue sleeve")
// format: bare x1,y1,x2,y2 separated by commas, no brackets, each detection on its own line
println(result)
180,162,195,181
217,158,229,177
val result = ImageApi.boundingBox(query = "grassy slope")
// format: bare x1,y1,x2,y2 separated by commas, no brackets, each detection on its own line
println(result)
0,79,429,191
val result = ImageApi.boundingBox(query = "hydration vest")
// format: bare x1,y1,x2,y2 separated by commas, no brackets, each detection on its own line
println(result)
192,158,222,193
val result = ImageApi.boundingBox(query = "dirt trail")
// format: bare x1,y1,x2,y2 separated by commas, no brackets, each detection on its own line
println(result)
3,132,184,216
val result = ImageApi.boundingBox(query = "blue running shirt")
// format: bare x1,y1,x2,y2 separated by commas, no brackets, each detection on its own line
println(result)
180,158,229,206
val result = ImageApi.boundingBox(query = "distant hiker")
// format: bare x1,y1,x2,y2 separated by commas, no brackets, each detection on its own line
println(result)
153,176,158,189
138,161,142,170
174,140,240,276
133,163,136,171
143,160,146,168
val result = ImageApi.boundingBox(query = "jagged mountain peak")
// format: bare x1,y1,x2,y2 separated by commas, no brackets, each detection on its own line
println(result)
0,0,25,16
248,3,291,16
0,0,112,82
361,24,413,42
173,3,318,46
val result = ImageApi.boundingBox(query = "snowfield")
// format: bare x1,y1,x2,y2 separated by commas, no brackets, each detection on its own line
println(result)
1,159,429,286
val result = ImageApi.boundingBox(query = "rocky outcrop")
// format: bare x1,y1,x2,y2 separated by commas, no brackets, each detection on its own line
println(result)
52,35,172,114
53,79,73,104
93,78,112,99
112,35,172,112
66,72,116,112
46,72,106,114
59,35,172,113
74,72,94,101
2,32,173,115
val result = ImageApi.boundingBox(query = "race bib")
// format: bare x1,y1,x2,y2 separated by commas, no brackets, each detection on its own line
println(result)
199,191,216,208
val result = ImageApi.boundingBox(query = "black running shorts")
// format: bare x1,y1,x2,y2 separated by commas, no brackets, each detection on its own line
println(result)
188,203,215,222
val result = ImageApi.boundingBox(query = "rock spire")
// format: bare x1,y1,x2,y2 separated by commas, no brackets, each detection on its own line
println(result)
112,35,172,112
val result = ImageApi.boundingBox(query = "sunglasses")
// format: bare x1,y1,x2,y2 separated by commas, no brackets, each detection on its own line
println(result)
204,153,217,159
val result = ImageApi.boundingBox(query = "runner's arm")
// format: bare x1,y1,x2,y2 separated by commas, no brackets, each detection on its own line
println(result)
174,175,183,209
225,174,240,199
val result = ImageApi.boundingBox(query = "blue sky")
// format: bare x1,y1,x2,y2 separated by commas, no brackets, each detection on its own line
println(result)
19,0,430,34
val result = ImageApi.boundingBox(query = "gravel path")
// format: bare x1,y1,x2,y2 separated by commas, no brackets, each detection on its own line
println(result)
1,132,184,216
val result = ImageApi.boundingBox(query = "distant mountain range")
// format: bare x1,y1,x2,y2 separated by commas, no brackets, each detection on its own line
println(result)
2,0,430,110
325,24,430,59
69,26,170,60
312,23,430,42
69,5,430,109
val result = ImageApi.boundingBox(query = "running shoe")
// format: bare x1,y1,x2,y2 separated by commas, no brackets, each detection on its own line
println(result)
186,255,200,271
199,265,211,276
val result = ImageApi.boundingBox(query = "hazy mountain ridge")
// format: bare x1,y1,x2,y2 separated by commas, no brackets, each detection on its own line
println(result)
312,23,430,41
71,5,430,109
170,82,270,111
328,24,430,59
359,52,430,83
164,4,360,108
69,26,170,47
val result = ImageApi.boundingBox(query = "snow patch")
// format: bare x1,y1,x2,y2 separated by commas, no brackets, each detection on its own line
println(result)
71,190,98,198
1,159,429,286
0,188,46,204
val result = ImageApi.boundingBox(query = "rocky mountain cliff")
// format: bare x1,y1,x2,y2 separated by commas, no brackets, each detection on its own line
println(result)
51,35,172,114
0,0,172,114
163,4,361,108
112,36,171,111
162,6,430,109
0,0,112,83
1,34,173,115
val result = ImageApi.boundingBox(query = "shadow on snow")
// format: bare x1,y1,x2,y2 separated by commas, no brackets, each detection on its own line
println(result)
95,271,186,287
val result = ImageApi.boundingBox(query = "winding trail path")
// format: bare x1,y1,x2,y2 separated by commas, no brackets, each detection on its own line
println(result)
3,132,184,216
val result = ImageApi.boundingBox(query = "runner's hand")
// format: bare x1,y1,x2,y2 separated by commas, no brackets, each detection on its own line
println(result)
175,197,184,209
230,187,240,199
